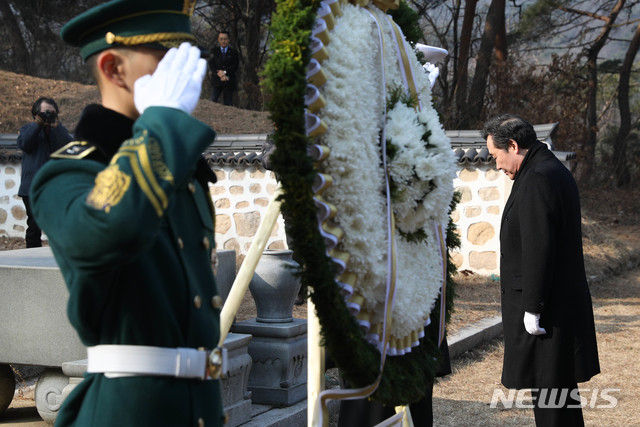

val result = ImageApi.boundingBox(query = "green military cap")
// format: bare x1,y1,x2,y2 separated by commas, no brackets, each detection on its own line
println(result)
61,0,198,61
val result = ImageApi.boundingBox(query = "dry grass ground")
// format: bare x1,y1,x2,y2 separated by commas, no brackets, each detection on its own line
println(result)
0,70,273,135
447,273,501,336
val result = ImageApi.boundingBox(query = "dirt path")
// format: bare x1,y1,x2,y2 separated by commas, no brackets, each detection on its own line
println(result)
432,266,640,426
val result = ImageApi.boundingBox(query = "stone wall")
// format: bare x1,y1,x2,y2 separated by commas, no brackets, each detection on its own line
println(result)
450,165,513,274
211,165,287,267
0,160,507,274
0,164,25,237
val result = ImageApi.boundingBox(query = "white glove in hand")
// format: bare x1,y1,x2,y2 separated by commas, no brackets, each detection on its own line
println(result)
422,62,440,89
134,42,207,115
523,311,547,335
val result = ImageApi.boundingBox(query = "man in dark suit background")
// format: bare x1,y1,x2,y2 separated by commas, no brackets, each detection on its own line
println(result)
483,114,600,427
209,30,239,106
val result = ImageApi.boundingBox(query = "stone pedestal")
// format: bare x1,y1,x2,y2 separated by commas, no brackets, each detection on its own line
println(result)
231,319,307,406
61,359,86,405
36,368,70,424
220,333,253,427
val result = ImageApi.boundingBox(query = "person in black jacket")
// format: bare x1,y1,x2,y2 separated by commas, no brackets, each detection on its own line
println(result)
208,31,239,106
483,114,600,427
17,97,72,247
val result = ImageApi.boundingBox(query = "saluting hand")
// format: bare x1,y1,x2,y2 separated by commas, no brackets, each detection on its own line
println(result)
134,42,207,115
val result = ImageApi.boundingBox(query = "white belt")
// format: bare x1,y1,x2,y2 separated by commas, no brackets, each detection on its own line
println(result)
87,345,225,380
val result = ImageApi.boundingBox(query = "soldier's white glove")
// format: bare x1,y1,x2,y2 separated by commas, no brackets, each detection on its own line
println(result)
134,42,207,115
523,311,547,335
423,62,440,89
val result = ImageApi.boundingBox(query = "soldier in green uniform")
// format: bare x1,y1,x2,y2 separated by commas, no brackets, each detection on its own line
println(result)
30,1,225,425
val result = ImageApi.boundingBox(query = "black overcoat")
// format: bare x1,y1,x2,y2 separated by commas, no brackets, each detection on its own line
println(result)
208,45,239,90
499,141,600,389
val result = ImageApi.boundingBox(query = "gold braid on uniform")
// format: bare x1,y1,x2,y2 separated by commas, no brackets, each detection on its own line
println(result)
182,0,197,15
105,31,196,46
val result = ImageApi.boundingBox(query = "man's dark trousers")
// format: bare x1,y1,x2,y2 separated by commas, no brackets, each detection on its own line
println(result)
532,385,584,427
22,196,42,247
211,86,233,106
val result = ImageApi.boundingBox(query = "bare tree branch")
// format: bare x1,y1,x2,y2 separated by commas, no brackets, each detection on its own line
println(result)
558,6,609,21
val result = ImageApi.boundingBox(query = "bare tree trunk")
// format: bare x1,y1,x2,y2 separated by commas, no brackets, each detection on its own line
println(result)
237,0,272,109
466,0,505,128
581,0,626,183
494,0,507,63
453,0,477,127
444,0,460,116
0,0,30,74
613,21,640,187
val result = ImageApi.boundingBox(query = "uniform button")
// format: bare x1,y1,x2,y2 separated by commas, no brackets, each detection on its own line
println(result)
177,237,184,249
212,295,223,309
188,182,197,194
501,288,505,295
194,295,202,309
202,236,210,250
198,417,204,427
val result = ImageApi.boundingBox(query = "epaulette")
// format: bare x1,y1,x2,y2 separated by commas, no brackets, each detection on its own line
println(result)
51,141,97,159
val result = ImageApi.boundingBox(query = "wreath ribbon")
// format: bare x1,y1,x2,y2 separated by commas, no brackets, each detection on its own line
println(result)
436,222,448,345
387,16,419,107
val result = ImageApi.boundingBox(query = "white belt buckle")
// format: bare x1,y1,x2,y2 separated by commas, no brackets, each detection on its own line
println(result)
205,346,227,379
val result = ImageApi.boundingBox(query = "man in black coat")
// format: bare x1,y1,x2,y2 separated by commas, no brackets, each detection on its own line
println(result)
483,114,600,426
208,30,239,106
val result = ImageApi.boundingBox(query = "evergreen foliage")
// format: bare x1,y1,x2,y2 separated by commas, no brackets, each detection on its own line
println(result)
389,1,423,45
